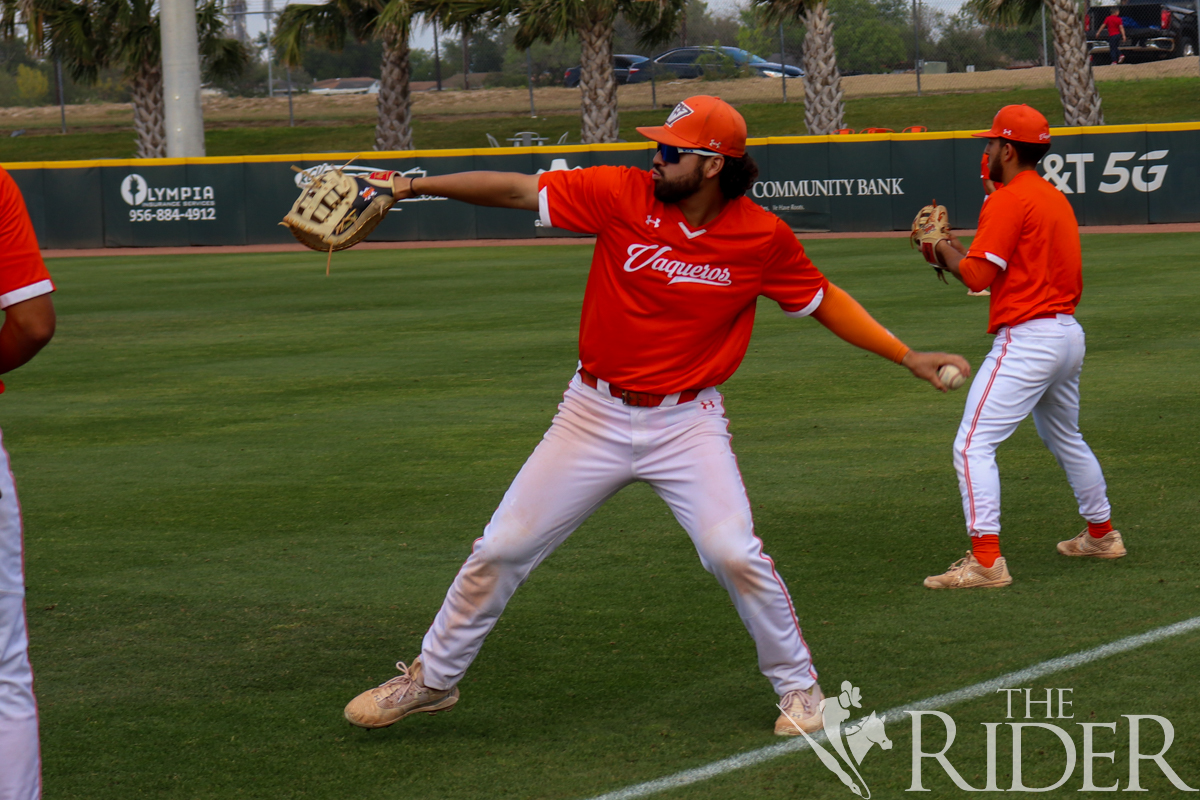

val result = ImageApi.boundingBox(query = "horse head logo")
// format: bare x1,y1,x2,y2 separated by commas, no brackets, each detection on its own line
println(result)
780,681,891,797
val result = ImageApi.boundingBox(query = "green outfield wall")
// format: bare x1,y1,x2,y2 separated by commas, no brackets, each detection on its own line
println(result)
7,122,1199,249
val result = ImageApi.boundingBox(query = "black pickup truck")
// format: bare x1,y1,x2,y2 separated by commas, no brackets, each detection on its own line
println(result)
1087,0,1198,63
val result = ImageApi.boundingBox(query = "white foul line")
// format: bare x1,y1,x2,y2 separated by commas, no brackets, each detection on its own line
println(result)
582,615,1200,800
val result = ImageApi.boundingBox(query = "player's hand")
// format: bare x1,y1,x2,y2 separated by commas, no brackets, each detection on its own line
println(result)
902,350,971,393
942,231,967,256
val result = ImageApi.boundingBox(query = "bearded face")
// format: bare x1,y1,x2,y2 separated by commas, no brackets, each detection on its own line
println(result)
987,140,1005,183
653,157,708,204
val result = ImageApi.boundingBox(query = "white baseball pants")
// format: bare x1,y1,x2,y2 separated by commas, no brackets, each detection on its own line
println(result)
421,374,818,696
0,429,40,800
954,314,1111,537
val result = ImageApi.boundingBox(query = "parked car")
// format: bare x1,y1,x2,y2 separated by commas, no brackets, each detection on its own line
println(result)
1087,0,1197,63
626,47,803,83
310,77,380,95
563,55,650,88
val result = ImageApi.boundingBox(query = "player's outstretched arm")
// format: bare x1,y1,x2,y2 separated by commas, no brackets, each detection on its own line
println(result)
391,172,540,211
811,283,970,392
0,294,55,374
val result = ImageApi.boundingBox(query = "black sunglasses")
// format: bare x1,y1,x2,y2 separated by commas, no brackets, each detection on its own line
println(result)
656,143,721,163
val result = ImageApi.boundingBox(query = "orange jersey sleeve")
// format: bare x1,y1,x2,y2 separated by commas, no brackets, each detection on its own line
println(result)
537,166,627,234
761,218,829,317
0,168,53,308
966,188,1022,272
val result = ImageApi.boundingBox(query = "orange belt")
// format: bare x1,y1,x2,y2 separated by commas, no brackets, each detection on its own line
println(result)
578,368,703,408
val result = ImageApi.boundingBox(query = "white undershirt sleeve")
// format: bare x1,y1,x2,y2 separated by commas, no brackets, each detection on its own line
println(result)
538,187,552,229
0,279,53,309
782,287,825,318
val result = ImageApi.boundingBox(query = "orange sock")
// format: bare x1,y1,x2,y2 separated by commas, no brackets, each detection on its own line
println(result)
972,534,1001,568
1088,519,1114,538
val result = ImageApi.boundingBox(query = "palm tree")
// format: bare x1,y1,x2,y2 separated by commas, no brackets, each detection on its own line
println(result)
461,0,683,144
8,0,248,157
968,0,1102,126
752,0,844,135
275,0,419,151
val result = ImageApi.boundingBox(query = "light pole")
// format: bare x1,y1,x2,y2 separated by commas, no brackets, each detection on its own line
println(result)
913,0,922,97
160,0,206,156
779,23,787,103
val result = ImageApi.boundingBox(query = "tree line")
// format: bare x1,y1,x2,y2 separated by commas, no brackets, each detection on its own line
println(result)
1,0,1106,156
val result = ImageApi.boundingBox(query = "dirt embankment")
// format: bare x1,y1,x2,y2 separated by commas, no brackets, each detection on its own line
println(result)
1,58,1195,131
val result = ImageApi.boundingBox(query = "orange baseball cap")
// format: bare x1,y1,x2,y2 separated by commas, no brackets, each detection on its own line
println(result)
636,96,747,158
971,104,1051,144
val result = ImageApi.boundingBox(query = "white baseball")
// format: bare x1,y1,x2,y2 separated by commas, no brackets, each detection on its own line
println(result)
938,364,966,391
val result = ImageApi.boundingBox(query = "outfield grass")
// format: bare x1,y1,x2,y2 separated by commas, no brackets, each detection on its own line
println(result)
15,235,1200,798
2,77,1198,161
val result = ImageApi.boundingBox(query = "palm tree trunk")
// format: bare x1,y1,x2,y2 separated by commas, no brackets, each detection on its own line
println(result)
801,2,844,135
131,58,166,158
578,17,618,144
375,26,414,151
1046,0,1103,125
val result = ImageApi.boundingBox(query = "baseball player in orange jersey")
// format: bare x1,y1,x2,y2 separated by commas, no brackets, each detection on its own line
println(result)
343,96,970,734
0,167,57,800
922,105,1123,590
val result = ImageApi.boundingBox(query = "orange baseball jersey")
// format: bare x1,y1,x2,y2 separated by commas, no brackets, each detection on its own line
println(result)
965,170,1080,334
537,166,828,393
0,168,53,310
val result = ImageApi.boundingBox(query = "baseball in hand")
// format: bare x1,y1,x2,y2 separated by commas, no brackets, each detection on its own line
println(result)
938,364,966,391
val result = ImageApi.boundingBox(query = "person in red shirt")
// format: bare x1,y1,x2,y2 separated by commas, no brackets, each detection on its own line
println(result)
0,167,57,800
921,105,1122,590
1096,11,1127,63
341,96,969,735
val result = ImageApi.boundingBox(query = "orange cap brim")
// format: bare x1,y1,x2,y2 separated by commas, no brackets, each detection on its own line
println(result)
969,128,1050,143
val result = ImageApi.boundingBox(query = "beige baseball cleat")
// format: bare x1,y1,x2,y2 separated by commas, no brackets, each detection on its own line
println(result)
343,657,459,729
1057,529,1126,559
775,683,825,736
923,552,1012,589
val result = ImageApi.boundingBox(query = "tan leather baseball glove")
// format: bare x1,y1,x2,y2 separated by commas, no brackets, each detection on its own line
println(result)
281,169,400,252
910,200,951,283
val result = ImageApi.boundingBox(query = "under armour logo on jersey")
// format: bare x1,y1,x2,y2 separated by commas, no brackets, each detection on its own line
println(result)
700,400,716,410
645,215,661,228
666,102,694,127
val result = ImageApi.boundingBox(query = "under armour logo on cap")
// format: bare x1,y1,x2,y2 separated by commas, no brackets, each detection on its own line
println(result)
666,102,694,127
709,139,722,149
